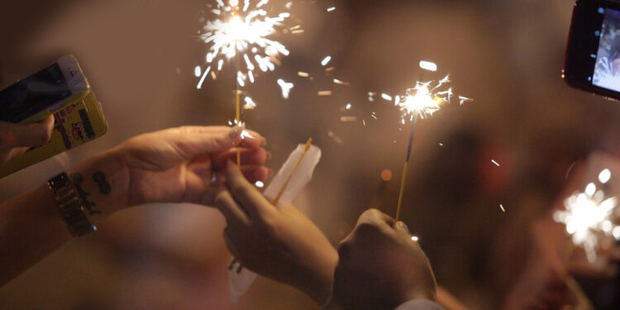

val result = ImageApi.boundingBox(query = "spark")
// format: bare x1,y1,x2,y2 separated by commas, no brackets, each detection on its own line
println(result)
255,181,265,188
318,90,332,96
419,60,437,72
321,56,332,66
327,6,336,12
297,71,310,78
243,96,257,110
340,116,357,122
491,160,500,167
240,129,254,140
333,78,350,86
499,204,505,212
553,183,619,262
381,93,393,101
458,96,472,106
196,0,292,89
277,78,294,98
194,66,202,77
345,103,352,110
598,168,611,184
411,236,419,242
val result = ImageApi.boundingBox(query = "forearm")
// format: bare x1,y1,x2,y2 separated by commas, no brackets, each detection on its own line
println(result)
0,151,127,285
0,185,71,285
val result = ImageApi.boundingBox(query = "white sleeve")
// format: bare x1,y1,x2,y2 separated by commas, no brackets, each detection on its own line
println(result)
395,299,445,310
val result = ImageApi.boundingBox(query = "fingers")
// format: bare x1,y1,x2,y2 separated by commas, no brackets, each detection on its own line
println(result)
0,115,54,148
223,227,243,259
214,187,251,229
357,208,396,229
224,161,276,219
168,126,266,160
394,221,411,237
211,147,270,168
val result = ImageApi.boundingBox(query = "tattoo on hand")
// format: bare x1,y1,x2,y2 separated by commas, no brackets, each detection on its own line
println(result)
93,171,111,195
71,173,103,216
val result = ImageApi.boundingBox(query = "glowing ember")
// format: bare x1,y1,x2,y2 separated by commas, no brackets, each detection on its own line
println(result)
553,180,619,263
277,78,294,99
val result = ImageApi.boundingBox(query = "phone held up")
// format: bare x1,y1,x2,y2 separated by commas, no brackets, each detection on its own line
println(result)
0,55,108,178
564,0,620,100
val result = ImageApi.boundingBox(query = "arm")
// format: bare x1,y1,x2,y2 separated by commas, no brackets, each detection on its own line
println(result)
0,126,269,285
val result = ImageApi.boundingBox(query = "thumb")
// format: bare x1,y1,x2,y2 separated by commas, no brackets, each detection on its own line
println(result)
0,115,54,148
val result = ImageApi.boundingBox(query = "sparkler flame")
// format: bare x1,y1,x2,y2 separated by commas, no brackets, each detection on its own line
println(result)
553,178,620,263
396,77,452,122
196,0,292,89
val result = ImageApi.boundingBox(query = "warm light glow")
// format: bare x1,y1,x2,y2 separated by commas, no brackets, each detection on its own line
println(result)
554,183,619,262
396,80,446,121
196,0,292,89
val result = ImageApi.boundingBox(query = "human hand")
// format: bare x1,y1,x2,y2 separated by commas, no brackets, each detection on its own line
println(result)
502,218,592,310
333,209,437,310
0,115,54,166
67,126,270,215
215,162,338,304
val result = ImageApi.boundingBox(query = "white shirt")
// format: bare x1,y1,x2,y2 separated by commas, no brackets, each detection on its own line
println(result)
395,300,445,310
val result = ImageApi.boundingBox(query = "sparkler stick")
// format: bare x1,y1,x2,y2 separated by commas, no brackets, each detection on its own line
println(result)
273,137,313,205
235,89,241,166
395,120,416,221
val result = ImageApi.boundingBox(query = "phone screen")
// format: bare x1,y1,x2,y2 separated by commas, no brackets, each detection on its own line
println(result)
593,8,620,93
0,63,72,123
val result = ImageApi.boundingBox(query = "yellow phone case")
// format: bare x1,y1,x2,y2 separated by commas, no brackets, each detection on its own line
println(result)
0,90,108,178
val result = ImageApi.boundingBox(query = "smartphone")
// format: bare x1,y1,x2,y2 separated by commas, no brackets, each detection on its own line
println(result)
0,89,108,178
0,55,90,123
0,56,108,178
564,0,620,100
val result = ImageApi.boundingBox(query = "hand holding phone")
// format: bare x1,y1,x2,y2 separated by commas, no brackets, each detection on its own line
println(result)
565,0,620,100
0,116,54,165
0,55,108,177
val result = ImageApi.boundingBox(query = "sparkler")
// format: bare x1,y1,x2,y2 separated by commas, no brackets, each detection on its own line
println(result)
553,177,620,263
196,0,293,165
394,63,462,221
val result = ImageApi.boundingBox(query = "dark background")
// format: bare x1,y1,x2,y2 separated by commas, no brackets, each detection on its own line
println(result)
1,0,619,309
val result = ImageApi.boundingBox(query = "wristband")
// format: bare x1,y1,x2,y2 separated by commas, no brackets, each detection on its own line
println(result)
48,172,96,237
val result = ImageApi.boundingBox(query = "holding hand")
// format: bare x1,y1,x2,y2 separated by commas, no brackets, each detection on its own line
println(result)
0,115,54,166
215,162,338,304
334,209,438,310
68,126,270,214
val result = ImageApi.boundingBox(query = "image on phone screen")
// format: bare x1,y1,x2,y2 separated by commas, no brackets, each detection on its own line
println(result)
0,64,72,123
593,8,620,92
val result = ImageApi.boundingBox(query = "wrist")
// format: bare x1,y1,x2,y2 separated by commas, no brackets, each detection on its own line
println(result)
66,150,129,217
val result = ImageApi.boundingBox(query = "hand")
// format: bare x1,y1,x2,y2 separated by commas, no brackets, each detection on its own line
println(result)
0,115,54,166
215,162,338,304
502,218,589,310
333,209,437,310
68,126,270,214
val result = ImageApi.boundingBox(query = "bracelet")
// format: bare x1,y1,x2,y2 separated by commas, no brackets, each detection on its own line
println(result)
48,172,96,237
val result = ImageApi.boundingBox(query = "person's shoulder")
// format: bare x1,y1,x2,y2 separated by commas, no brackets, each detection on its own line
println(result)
395,299,446,310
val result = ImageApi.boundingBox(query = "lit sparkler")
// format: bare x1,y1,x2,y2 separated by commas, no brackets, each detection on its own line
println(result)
394,62,467,221
196,0,292,89
196,0,294,165
554,178,620,263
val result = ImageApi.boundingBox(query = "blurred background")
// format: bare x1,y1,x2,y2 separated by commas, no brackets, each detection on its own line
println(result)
0,0,619,309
